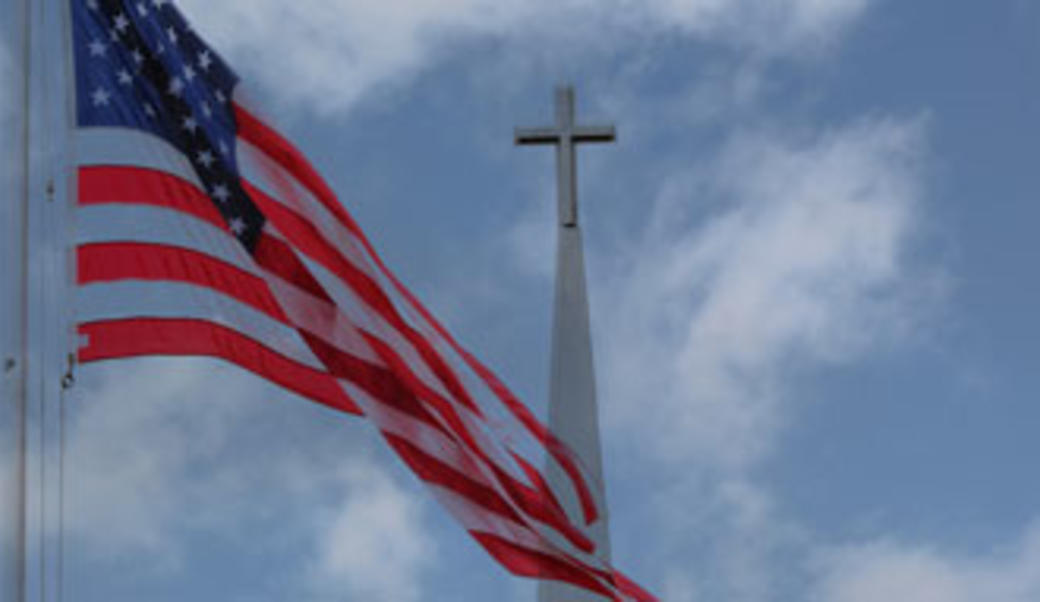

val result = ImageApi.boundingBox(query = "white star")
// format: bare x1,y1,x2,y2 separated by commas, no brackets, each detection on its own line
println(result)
218,140,230,156
167,76,184,97
215,90,227,104
143,103,156,118
108,29,119,42
88,39,106,57
229,217,247,236
182,115,198,134
200,102,212,119
86,0,98,10
212,184,231,204
113,13,130,33
196,150,215,169
131,48,145,66
136,2,148,17
117,69,133,86
91,86,111,107
198,50,212,71
152,0,168,7
167,27,178,45
183,65,196,82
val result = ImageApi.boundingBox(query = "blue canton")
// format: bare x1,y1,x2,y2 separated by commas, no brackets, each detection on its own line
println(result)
73,0,264,249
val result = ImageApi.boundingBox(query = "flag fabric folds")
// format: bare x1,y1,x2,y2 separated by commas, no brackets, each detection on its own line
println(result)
70,2,656,600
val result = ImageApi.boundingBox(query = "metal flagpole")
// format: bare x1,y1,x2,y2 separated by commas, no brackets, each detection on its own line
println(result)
17,0,32,597
1,0,34,600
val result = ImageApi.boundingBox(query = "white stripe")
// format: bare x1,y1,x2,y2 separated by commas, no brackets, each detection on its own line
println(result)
78,280,325,371
78,204,254,274
260,266,383,367
77,127,200,186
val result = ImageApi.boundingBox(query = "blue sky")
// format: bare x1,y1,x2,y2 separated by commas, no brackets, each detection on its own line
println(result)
2,1,1040,601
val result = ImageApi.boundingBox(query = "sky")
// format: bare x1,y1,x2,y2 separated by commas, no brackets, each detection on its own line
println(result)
2,1,1040,601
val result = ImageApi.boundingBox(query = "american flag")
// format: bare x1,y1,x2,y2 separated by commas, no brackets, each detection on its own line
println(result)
71,1,655,600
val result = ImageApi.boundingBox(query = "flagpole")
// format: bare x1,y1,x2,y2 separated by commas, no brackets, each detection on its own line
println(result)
8,0,34,600
18,0,32,591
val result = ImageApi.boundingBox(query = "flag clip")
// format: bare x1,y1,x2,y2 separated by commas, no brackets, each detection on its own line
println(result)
61,353,76,390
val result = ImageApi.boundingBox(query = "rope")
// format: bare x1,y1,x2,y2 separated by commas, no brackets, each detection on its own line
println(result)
56,0,79,598
57,355,72,602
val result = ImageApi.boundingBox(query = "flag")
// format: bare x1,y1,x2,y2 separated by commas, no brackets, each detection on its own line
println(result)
70,1,656,600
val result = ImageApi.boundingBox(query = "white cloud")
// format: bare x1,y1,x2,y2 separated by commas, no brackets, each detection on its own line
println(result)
64,359,278,556
63,358,436,600
811,525,1040,602
306,459,436,602
663,572,699,602
647,0,872,53
599,115,939,471
578,116,943,599
178,0,875,115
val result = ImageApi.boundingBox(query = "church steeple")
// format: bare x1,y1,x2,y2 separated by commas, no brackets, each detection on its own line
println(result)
516,85,616,602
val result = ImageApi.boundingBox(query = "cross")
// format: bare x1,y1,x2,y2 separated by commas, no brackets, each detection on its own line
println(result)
515,86,616,228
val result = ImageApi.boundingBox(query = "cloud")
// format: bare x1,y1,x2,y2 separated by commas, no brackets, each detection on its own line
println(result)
599,115,940,471
663,572,699,602
64,359,261,556
178,0,875,115
64,358,436,598
811,524,1040,602
306,458,436,602
567,115,944,599
640,0,873,53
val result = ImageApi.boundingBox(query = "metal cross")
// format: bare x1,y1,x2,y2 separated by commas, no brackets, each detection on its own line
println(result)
515,86,616,228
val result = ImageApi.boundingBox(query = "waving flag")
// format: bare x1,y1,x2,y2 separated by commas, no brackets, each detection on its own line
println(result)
70,1,655,600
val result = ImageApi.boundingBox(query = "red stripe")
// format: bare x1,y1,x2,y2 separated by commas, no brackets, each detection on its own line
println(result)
79,165,226,230
234,106,598,524
509,451,569,530
612,571,659,602
78,242,288,323
78,318,360,415
235,104,362,236
385,433,525,526
470,532,618,600
252,232,332,302
297,330,440,429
